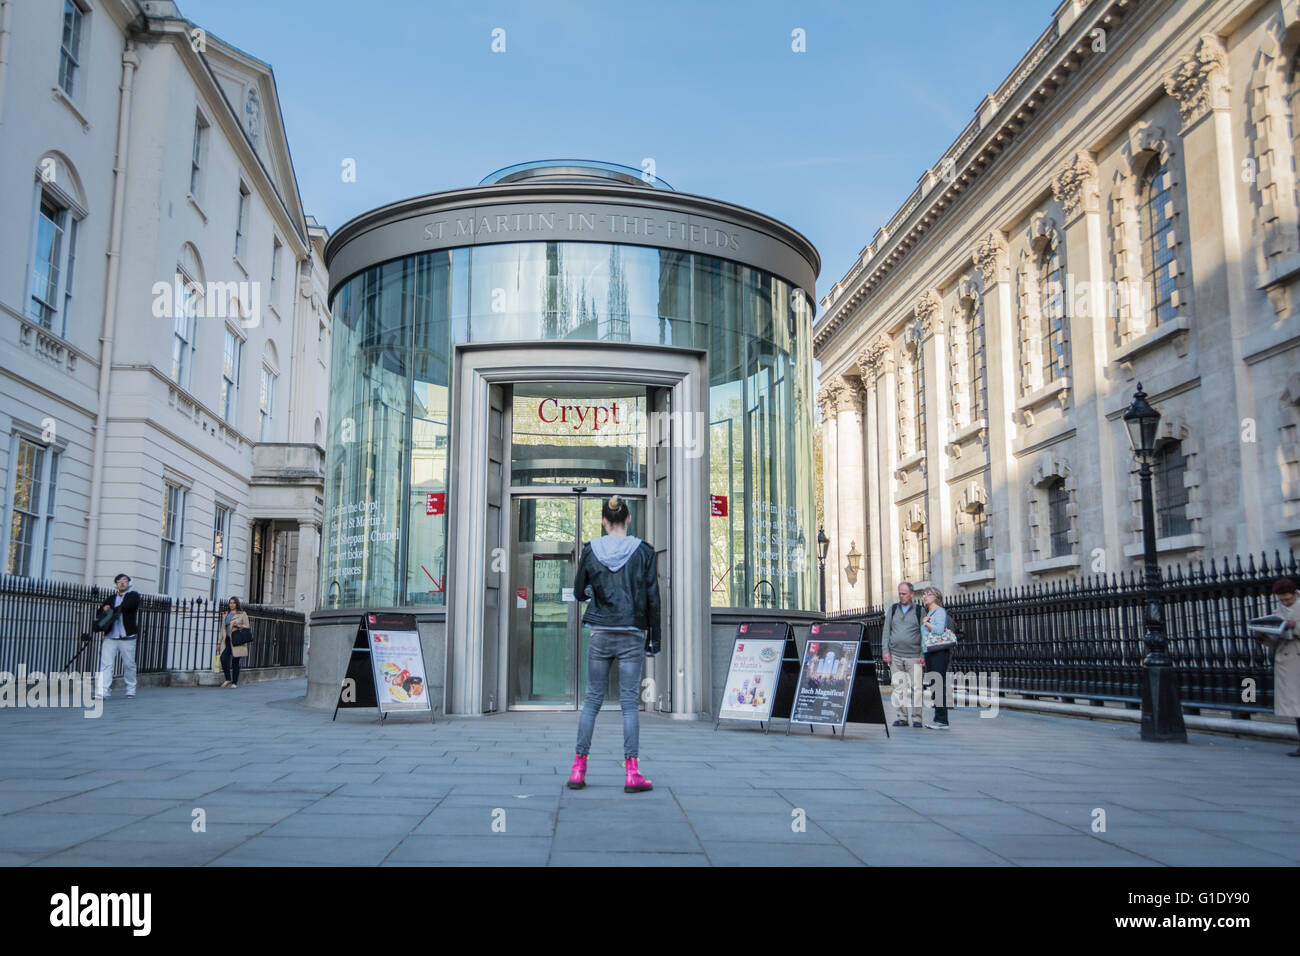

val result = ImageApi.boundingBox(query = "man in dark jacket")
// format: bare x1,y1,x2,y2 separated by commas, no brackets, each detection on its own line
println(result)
95,573,140,699
568,495,661,793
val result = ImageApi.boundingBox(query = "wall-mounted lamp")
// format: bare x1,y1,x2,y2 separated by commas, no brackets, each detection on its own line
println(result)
846,540,862,576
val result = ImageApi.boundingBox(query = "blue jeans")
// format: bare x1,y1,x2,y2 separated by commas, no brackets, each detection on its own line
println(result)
575,628,643,758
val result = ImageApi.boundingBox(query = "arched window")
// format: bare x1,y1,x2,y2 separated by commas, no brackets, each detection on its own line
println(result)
966,300,986,422
1154,440,1192,538
172,244,204,388
1039,244,1068,382
916,522,930,581
1139,156,1178,327
912,346,926,455
1047,478,1070,557
970,505,990,571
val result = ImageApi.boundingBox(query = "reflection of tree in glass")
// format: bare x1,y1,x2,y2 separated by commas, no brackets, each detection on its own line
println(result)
709,393,745,608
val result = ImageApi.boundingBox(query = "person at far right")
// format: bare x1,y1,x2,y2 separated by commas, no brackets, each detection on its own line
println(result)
1254,577,1300,756
920,586,952,730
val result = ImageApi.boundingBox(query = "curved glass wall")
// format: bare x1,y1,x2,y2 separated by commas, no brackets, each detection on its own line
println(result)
321,241,816,611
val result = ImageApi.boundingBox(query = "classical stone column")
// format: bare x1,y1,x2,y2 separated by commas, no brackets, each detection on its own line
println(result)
1163,34,1263,553
915,289,954,591
1051,151,1121,574
874,336,902,590
856,344,886,606
834,381,868,610
294,520,319,616
817,383,842,610
295,520,320,658
973,231,1024,583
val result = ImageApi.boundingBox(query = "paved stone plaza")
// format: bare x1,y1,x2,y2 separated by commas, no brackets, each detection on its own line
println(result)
0,680,1296,866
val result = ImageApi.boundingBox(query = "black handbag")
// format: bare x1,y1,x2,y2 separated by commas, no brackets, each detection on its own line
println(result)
93,605,118,633
230,626,254,647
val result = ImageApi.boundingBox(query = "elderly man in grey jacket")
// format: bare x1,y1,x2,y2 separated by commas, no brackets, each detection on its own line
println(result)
881,581,925,727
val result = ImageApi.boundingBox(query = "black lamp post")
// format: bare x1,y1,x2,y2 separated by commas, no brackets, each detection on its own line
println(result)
816,527,830,613
1122,383,1187,742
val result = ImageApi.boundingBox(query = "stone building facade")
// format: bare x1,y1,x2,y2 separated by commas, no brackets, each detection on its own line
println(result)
0,0,330,615
814,0,1300,611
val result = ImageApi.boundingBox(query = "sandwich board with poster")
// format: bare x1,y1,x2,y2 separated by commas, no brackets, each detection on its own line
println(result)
332,612,434,724
714,621,797,732
786,625,860,737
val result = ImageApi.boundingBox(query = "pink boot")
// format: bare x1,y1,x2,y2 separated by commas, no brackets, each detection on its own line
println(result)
567,754,588,790
623,757,653,793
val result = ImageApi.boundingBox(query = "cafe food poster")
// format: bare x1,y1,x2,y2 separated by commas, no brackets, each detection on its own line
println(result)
718,638,784,722
790,639,859,725
369,630,431,713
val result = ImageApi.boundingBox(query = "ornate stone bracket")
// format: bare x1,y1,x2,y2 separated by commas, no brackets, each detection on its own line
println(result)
1051,151,1100,220
913,289,943,336
972,232,1009,285
1163,34,1230,132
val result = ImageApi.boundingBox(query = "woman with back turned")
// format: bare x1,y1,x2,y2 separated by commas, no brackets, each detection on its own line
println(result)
568,495,662,793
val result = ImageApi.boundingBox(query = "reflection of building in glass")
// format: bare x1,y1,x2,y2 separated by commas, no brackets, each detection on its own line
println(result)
322,244,817,611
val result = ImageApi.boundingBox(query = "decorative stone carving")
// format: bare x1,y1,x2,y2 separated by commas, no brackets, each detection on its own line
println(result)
866,335,894,375
833,381,864,415
902,319,925,353
957,481,988,513
1131,123,1169,162
956,276,980,305
1050,151,1100,218
817,382,844,416
1163,34,1230,129
1028,213,1059,251
913,289,943,335
854,349,873,381
972,232,1009,285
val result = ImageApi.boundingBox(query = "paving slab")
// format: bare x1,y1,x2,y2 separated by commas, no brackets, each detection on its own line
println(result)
3,678,1299,866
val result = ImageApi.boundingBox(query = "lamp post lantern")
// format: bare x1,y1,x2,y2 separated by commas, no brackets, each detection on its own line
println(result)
1122,383,1187,742
816,527,830,613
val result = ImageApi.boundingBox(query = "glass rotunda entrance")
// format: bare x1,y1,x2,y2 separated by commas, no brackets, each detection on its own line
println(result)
309,161,821,717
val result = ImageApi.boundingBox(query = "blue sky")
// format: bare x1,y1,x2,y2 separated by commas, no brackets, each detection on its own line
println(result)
183,0,1053,304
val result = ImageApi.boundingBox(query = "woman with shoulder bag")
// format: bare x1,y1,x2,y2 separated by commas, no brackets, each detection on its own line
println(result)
218,596,251,689
920,586,955,730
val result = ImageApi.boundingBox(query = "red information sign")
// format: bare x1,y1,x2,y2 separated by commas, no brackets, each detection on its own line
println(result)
710,494,728,517
425,492,445,516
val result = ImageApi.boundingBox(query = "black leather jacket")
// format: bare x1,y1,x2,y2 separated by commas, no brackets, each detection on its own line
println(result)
573,539,663,655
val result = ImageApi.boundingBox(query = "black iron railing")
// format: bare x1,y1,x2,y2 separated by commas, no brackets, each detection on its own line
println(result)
0,575,305,679
828,549,1298,718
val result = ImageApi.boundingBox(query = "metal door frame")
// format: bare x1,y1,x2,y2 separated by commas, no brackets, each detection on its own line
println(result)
505,490,648,711
446,342,710,718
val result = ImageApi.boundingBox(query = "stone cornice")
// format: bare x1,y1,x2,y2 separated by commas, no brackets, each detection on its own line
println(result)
813,0,1138,353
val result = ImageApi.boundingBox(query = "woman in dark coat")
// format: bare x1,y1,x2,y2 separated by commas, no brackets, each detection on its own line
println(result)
218,597,250,688
567,495,662,793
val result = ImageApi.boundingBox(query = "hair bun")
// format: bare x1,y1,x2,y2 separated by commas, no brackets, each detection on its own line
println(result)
608,494,621,507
